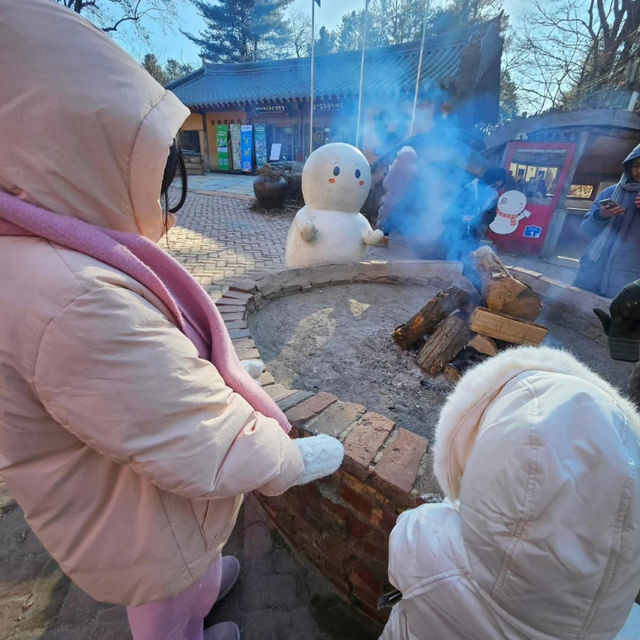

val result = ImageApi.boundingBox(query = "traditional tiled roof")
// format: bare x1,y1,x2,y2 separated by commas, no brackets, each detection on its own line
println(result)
168,18,502,109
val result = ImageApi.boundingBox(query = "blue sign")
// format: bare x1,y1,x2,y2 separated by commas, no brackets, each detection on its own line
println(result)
523,225,542,238
240,125,253,173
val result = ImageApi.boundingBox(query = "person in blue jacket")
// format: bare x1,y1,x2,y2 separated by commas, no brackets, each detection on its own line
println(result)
575,145,640,298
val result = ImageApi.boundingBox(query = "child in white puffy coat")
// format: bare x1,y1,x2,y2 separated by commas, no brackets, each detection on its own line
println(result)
381,346,640,639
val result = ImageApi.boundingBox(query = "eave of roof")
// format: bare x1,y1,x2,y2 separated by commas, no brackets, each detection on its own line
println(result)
167,17,502,110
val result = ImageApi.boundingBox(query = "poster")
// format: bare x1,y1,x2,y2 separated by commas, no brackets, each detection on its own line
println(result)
269,143,282,161
487,141,576,255
216,124,229,171
230,124,242,171
254,124,267,169
240,124,253,173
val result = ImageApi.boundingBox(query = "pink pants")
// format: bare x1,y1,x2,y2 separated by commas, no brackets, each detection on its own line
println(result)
127,554,222,640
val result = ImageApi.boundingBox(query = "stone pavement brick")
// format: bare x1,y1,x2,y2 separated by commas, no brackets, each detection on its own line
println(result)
235,348,261,360
343,412,396,473
223,320,248,330
228,328,251,339
240,573,297,610
374,428,429,494
285,392,338,431
263,383,296,402
231,337,256,350
277,390,314,413
222,313,245,322
305,400,367,440
243,522,273,559
258,371,275,386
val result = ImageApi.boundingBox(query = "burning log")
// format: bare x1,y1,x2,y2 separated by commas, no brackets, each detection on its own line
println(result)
467,333,499,356
416,313,470,375
443,347,489,383
470,307,547,345
393,286,471,350
470,246,542,321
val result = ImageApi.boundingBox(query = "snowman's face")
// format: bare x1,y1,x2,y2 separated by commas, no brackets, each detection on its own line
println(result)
498,190,527,215
301,142,371,212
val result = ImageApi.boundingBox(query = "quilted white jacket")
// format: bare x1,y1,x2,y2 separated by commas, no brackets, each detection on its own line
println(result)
381,346,640,639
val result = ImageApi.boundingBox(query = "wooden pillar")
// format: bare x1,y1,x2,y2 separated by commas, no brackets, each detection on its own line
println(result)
541,129,590,257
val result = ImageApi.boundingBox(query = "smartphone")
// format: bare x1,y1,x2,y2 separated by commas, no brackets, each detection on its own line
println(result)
600,198,620,208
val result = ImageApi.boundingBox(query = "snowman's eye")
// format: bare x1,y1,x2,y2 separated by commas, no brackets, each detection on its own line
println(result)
355,169,361,179
333,166,340,176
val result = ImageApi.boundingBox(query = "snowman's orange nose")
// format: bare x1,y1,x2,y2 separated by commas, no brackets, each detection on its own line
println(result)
359,180,364,186
329,178,336,183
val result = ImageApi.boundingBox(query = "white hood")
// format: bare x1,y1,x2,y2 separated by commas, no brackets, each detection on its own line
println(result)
430,346,640,638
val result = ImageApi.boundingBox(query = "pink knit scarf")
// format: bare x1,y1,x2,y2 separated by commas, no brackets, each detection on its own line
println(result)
0,191,290,432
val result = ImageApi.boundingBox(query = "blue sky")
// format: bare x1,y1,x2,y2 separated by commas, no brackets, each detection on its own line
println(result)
113,0,521,67
114,0,365,66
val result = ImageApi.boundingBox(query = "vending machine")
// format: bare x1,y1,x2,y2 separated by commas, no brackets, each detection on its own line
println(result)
487,141,576,254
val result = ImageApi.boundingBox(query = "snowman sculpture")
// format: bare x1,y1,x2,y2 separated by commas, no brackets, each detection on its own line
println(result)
489,189,532,235
285,143,384,268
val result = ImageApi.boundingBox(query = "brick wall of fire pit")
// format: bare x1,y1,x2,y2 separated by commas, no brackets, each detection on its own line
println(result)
217,261,612,623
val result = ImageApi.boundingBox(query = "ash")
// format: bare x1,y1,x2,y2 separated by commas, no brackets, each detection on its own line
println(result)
248,283,451,440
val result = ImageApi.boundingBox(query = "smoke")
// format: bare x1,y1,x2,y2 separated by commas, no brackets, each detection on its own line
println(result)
307,44,502,265
371,88,498,263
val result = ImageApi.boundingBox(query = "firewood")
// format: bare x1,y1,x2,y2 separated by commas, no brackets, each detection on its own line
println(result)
470,246,542,321
393,286,471,350
469,307,547,345
416,314,470,376
443,364,463,383
468,333,499,356
443,347,489,383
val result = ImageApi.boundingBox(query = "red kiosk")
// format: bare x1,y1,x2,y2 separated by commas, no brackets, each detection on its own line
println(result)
488,141,576,255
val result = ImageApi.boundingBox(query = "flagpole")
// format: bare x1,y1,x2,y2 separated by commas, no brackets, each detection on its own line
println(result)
410,0,430,137
309,0,316,157
355,0,369,149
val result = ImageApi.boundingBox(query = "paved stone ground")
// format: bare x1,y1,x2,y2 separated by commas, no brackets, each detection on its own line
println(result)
0,183,588,640
187,174,256,197
0,190,384,640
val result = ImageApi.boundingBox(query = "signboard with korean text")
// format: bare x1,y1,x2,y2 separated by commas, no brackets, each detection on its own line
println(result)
216,124,229,171
240,124,253,173
230,124,242,171
487,141,576,254
254,124,267,169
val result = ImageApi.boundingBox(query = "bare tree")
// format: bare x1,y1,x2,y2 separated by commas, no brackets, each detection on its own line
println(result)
55,0,177,40
284,9,312,58
509,0,640,113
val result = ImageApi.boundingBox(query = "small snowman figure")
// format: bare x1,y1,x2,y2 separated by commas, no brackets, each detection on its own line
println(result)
489,189,532,235
285,142,384,268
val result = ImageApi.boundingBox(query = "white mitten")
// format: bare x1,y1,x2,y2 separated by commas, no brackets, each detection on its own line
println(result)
241,359,265,379
364,228,384,245
293,434,344,485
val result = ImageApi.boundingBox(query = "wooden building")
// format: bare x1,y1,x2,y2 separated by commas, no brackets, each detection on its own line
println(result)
167,18,503,172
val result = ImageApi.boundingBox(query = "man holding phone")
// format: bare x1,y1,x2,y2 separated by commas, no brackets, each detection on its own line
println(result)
574,148,640,297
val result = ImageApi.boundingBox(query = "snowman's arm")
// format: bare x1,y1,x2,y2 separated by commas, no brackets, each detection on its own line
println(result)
360,218,384,245
294,208,317,242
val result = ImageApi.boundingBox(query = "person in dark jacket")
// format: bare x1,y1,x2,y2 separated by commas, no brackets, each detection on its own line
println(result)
574,145,640,298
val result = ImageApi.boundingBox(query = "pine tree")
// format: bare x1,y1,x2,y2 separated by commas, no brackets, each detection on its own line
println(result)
185,0,292,63
142,53,166,84
164,59,195,82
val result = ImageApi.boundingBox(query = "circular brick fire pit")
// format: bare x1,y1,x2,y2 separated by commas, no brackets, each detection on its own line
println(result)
216,260,627,622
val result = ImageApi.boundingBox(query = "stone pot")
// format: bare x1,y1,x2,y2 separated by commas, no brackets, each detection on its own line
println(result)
253,175,288,209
